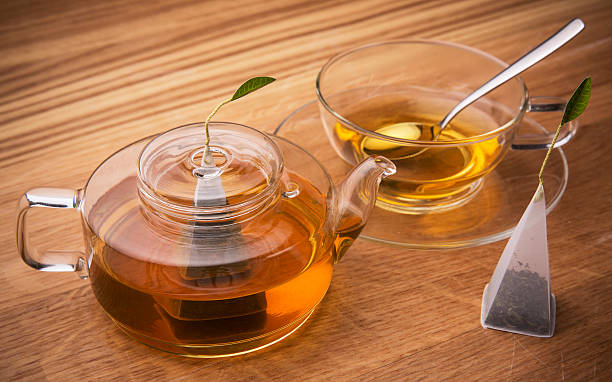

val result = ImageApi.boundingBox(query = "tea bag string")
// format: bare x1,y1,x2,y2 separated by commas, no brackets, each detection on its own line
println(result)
203,98,232,160
537,125,563,185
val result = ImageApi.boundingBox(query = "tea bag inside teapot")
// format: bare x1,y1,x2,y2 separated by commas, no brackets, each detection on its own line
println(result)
183,151,250,283
155,151,267,322
481,183,555,337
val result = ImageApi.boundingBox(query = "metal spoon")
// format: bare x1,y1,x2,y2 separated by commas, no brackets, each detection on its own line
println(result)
439,18,584,131
395,18,584,159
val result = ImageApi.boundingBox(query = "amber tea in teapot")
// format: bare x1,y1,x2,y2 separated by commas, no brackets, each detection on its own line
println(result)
87,170,333,350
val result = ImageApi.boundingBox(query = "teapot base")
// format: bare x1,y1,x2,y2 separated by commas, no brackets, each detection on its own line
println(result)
111,307,316,358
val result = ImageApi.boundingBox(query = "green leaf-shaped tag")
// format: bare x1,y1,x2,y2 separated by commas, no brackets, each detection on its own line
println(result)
231,76,276,101
202,76,277,155
538,77,591,184
561,77,591,125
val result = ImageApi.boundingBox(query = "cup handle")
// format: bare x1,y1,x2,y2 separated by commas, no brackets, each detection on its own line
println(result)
511,96,578,150
16,187,89,279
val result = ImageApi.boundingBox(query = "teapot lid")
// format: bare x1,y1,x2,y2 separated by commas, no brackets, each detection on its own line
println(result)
137,122,283,221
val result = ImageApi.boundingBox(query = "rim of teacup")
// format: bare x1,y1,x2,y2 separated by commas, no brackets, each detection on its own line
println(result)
315,40,529,146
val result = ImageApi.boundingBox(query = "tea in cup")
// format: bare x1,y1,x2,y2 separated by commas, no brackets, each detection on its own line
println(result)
316,41,577,213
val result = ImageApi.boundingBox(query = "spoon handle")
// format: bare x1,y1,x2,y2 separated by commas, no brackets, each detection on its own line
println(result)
439,18,584,129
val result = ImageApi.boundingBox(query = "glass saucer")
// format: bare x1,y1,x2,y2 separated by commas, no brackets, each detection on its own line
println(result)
274,101,569,249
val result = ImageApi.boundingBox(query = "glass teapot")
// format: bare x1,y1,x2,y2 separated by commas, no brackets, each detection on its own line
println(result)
16,122,395,357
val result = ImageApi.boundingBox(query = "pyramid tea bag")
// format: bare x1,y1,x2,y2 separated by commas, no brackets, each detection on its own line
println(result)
481,183,555,336
481,78,591,337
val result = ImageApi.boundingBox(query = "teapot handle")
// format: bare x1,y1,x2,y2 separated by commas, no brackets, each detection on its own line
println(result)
16,188,89,279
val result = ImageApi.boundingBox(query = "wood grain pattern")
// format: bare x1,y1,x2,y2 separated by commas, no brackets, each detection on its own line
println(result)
1,0,611,380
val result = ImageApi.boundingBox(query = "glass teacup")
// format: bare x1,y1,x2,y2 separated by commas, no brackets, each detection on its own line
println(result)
316,40,577,213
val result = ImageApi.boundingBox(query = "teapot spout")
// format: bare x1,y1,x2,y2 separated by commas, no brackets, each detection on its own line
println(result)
332,156,396,262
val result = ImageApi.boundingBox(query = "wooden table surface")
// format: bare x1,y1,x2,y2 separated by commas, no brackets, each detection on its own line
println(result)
1,0,610,380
